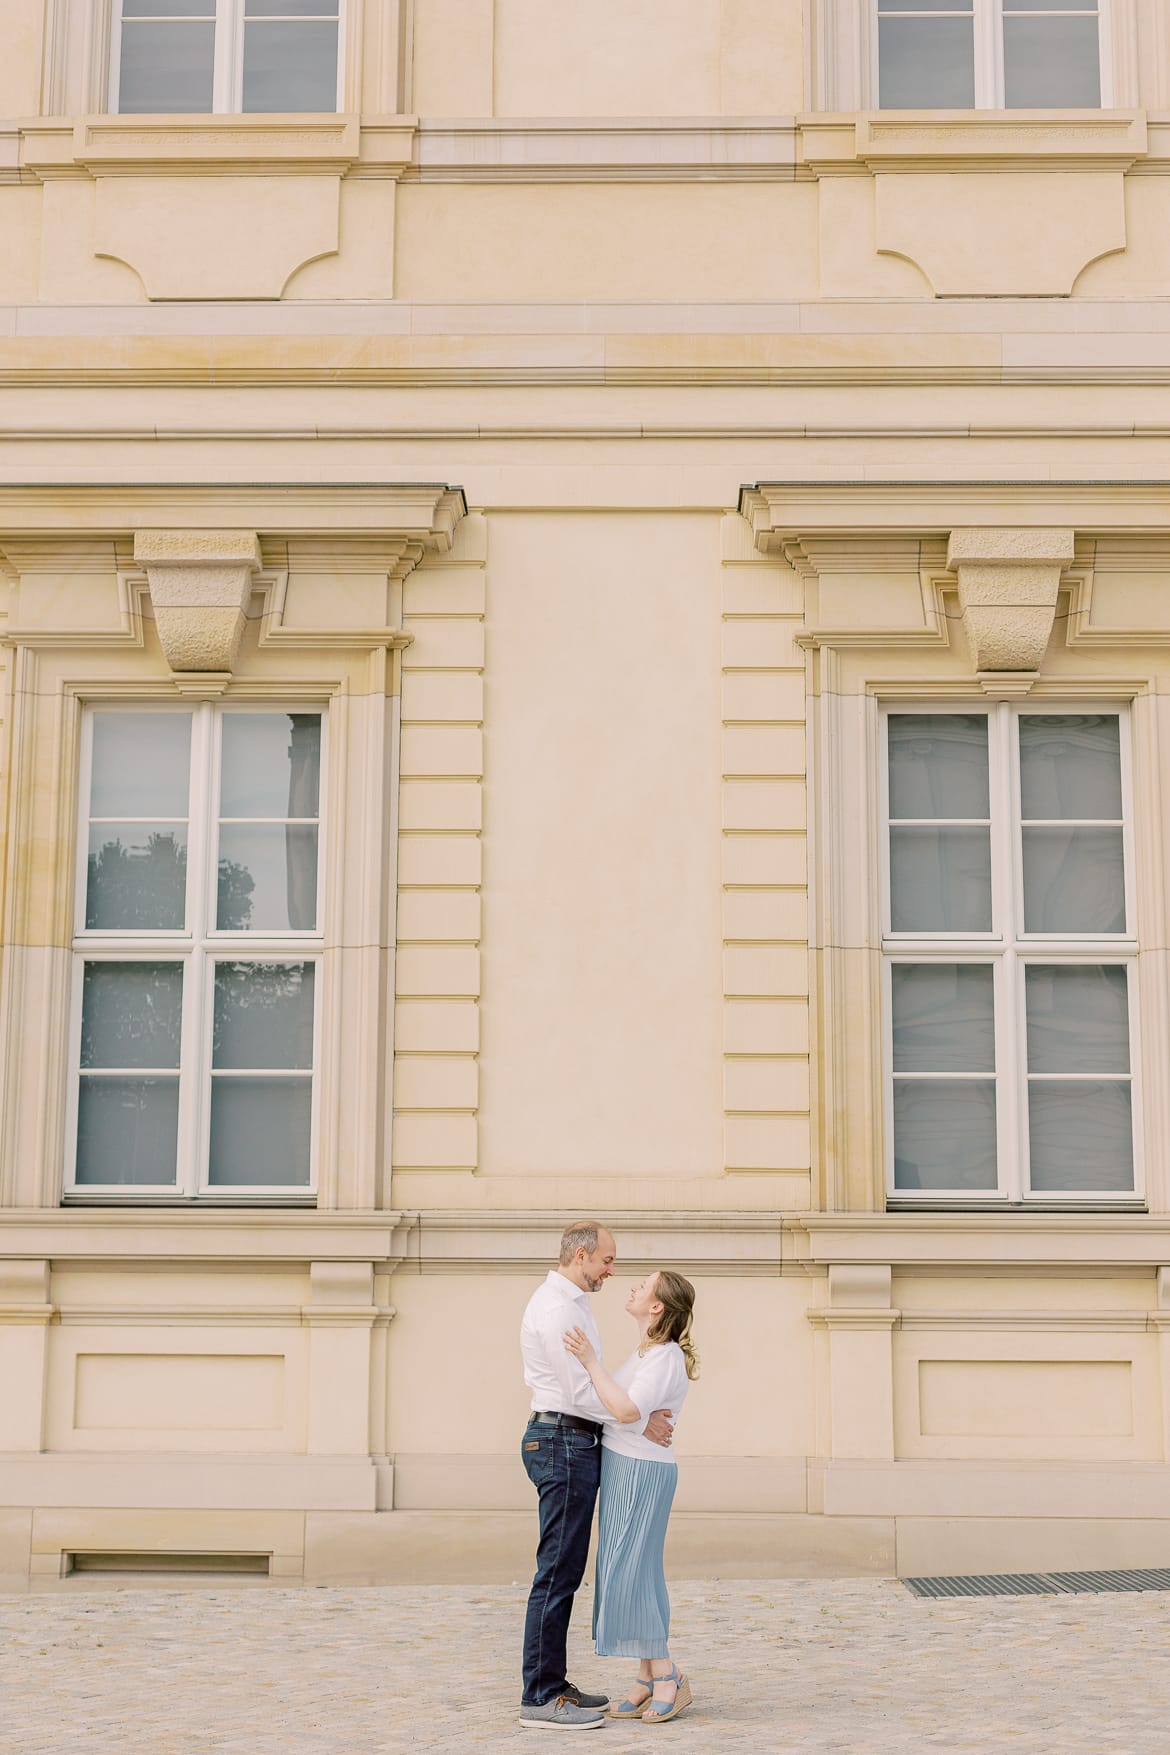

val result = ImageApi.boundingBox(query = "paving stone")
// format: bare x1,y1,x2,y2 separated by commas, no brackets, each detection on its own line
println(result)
1,1577,1166,1751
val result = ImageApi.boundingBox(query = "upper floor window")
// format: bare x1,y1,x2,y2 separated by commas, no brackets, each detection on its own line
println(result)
68,705,324,1200
876,0,1105,108
111,0,341,113
883,706,1139,1206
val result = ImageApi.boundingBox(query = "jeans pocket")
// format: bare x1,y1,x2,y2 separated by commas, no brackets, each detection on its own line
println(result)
522,1435,552,1483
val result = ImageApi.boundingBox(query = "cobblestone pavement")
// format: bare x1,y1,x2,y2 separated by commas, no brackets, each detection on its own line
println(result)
3,1576,1170,1755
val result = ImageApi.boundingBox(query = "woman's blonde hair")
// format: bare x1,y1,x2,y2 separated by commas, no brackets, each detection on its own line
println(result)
643,1269,699,1381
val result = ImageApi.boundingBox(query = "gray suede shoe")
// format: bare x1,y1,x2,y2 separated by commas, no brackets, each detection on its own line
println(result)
562,1682,610,1710
518,1696,606,1731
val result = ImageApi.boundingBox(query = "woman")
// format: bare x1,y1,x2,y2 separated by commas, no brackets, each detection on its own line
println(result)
563,1269,698,1723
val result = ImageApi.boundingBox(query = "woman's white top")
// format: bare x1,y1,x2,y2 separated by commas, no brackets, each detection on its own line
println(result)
602,1341,690,1464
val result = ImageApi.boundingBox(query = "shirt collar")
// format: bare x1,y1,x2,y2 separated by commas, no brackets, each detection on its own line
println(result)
545,1269,588,1306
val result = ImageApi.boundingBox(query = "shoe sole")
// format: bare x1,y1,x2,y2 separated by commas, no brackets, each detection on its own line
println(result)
518,1717,606,1730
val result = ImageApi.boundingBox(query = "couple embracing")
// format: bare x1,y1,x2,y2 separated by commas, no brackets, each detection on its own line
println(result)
518,1220,699,1731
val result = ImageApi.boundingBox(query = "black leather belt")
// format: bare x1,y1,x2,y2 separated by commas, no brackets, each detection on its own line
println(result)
530,1411,602,1436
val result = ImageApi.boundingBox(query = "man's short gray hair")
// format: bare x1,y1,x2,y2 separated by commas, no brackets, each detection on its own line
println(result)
559,1220,605,1264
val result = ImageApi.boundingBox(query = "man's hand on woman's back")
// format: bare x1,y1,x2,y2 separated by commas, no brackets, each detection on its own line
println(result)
644,1409,674,1448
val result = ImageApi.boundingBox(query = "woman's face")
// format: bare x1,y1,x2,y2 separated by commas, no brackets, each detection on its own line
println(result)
625,1271,662,1321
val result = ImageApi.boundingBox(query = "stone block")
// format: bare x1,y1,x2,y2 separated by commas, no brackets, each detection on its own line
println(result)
396,889,482,942
393,1055,479,1110
398,781,483,832
392,1111,478,1169
722,781,805,833
397,834,483,888
399,726,484,778
395,945,481,998
394,1001,481,1055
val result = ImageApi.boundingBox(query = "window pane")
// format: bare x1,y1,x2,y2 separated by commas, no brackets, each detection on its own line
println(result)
242,20,338,111
888,715,989,821
217,825,319,931
878,17,975,107
1004,16,1100,106
892,964,994,1072
90,712,191,818
118,20,215,111
246,0,337,12
889,827,993,932
1018,716,1121,821
122,0,214,13
1028,1081,1133,1192
1022,827,1125,934
212,962,315,1070
208,1077,312,1185
81,962,183,1069
87,827,188,931
219,713,321,819
76,1077,180,1184
893,1080,998,1190
1026,965,1129,1074
879,0,971,10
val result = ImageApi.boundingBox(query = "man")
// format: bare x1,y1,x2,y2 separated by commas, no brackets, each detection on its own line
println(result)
518,1219,674,1731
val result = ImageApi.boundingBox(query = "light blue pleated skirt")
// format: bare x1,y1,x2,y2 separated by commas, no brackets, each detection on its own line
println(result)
592,1446,678,1658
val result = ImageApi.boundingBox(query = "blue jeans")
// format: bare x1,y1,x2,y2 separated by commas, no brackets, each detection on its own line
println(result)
520,1421,601,1706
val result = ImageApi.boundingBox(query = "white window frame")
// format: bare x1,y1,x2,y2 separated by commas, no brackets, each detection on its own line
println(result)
108,0,345,115
871,0,1113,109
65,701,327,1203
880,700,1143,1208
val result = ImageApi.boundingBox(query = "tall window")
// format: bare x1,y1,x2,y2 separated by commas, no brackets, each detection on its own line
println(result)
110,0,341,113
68,706,324,1200
876,0,1105,108
883,706,1139,1205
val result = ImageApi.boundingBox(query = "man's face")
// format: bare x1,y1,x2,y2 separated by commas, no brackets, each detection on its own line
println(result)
579,1232,617,1293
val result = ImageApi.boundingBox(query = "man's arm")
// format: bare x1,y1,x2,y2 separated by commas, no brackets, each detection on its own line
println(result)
644,1408,674,1449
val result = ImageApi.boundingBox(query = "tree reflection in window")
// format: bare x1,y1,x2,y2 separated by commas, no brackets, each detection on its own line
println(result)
86,831,188,930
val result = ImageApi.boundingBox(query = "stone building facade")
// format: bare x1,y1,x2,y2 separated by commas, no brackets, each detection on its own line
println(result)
4,0,1170,1587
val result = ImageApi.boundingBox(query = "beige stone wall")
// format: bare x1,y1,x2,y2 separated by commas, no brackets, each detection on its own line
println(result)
4,1,1170,1590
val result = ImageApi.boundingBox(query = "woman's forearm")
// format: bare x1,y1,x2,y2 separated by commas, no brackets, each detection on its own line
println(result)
583,1358,641,1423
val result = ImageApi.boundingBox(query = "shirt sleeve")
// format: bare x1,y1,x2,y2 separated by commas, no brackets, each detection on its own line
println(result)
621,1347,683,1436
538,1304,611,1423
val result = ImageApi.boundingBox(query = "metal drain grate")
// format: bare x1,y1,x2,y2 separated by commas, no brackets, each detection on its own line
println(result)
905,1568,1170,1599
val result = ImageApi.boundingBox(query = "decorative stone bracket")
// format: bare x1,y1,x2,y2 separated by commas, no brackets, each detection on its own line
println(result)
947,527,1075,674
134,529,262,677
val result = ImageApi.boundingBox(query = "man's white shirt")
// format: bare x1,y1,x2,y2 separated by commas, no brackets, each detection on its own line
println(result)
520,1270,610,1422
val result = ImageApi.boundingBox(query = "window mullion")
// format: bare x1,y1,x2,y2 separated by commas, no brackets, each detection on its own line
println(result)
1097,0,1115,106
108,2,124,113
976,0,1004,106
175,944,203,1198
986,702,1018,1200
213,0,240,113
180,704,215,1197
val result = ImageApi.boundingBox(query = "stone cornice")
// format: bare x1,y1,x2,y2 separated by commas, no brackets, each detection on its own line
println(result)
740,482,1170,541
799,110,1148,177
3,112,1161,189
15,115,415,181
794,1214,1170,1269
9,334,1170,389
4,1209,1167,1274
0,1210,417,1263
411,117,799,183
0,483,466,544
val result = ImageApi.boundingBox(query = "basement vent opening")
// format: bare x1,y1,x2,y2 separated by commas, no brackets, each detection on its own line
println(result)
905,1568,1170,1599
67,1552,270,1577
